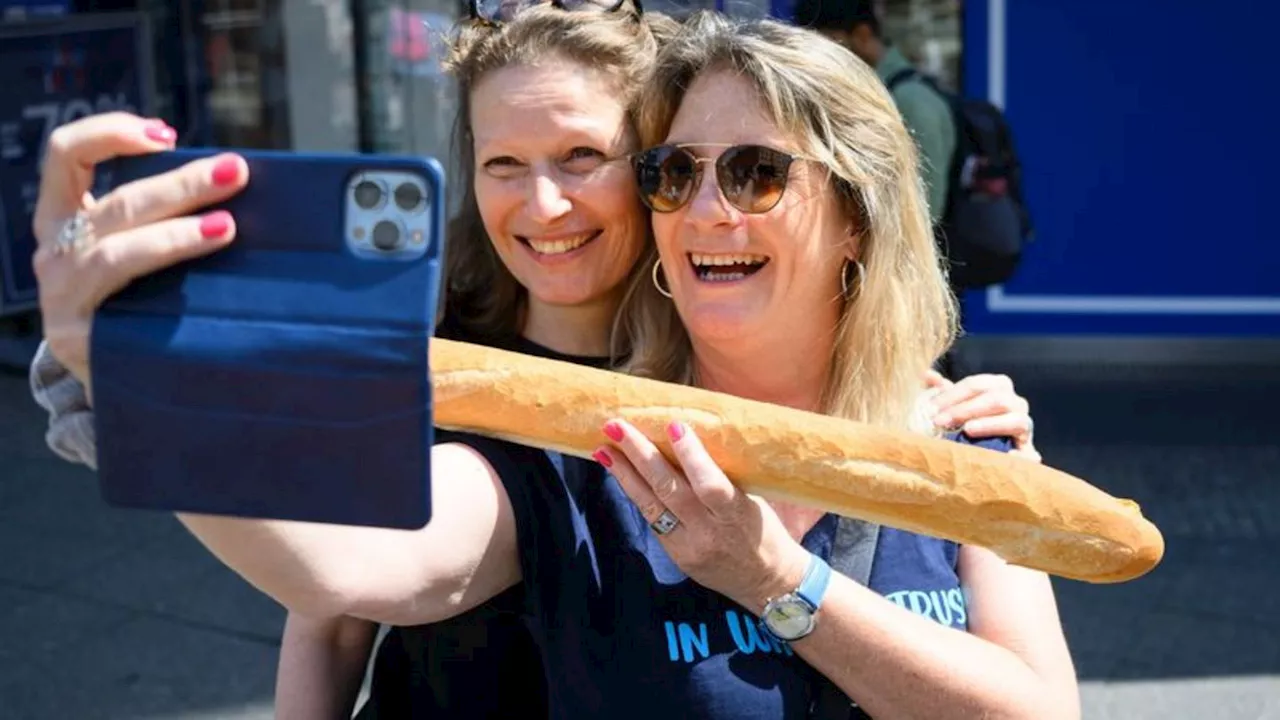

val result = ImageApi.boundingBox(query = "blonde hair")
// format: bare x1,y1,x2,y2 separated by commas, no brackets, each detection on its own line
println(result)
620,12,958,432
439,4,673,346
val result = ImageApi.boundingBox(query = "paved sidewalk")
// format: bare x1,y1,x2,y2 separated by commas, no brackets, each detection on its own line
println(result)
1,359,1278,719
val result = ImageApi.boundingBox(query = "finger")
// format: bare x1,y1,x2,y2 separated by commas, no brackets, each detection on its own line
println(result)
666,422,741,516
90,152,248,237
931,373,1015,415
592,446,675,531
603,419,706,521
939,391,1028,429
1009,447,1043,464
34,113,177,242
74,211,237,306
960,413,1033,443
923,369,952,390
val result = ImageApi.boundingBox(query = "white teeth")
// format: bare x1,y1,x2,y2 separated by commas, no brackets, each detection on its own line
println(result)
527,233,596,255
689,252,769,267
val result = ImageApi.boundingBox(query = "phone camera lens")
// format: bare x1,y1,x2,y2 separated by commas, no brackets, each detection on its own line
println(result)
393,182,425,212
354,179,385,210
371,220,403,251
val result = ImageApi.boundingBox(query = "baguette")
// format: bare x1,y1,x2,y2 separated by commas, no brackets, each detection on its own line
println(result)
429,338,1164,584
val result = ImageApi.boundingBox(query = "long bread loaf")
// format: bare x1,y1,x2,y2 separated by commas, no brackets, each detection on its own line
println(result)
429,338,1164,584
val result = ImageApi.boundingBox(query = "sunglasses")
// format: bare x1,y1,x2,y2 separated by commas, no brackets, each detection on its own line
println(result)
631,144,803,215
468,0,639,24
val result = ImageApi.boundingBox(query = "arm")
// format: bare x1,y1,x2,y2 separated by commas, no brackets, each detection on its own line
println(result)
601,419,1078,720
177,441,521,625
275,613,378,720
777,547,1079,720
895,86,957,224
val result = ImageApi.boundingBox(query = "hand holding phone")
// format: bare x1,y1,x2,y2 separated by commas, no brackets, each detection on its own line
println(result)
90,149,445,530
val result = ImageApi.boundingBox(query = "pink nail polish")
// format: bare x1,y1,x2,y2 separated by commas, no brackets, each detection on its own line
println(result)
199,211,232,239
592,449,613,468
144,122,176,144
603,422,624,443
211,157,241,187
666,422,685,442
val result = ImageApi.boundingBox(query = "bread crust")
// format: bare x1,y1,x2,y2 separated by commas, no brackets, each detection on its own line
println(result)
430,338,1164,584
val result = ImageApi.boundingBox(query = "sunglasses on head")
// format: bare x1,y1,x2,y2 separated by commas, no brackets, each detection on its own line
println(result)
631,144,804,215
468,0,639,24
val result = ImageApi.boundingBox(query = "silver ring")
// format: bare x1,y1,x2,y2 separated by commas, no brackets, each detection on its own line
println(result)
52,211,95,256
1025,416,1035,445
650,509,680,536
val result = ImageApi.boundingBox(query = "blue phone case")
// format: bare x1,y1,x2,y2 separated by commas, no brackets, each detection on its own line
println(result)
91,148,445,530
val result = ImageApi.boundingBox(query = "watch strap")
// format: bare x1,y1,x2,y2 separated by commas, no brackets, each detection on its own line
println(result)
795,552,832,611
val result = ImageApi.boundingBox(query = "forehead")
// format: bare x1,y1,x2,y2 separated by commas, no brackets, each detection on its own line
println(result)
665,70,793,151
470,62,629,148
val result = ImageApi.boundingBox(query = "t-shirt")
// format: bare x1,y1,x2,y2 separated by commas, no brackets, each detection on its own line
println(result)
463,428,1011,720
360,316,612,720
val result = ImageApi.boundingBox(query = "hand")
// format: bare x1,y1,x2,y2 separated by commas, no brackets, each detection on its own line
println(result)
32,112,249,389
924,370,1041,463
594,419,810,614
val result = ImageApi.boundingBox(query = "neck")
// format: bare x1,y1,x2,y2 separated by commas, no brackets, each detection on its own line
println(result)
691,329,835,414
521,294,619,357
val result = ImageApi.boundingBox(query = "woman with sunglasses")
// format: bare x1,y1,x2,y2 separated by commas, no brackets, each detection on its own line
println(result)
26,6,1048,719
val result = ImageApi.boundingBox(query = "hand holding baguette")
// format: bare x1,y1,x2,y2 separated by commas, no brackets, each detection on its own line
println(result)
429,338,1164,584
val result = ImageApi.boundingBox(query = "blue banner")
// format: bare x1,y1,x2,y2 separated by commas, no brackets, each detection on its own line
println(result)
0,13,152,316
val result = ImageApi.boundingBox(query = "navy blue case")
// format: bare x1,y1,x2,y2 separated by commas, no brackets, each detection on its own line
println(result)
90,149,445,530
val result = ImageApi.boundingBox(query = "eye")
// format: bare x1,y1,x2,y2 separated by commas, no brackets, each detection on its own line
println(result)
482,156,525,178
560,147,606,174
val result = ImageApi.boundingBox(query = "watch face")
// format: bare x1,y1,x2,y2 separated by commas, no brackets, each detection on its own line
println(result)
763,596,815,641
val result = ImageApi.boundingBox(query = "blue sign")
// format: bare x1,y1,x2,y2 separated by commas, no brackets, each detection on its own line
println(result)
0,13,153,316
960,0,1279,336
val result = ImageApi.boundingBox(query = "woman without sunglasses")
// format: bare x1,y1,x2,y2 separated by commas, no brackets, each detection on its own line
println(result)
28,9,1050,720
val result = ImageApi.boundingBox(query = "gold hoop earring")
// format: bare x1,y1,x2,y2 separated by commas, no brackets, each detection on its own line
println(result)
841,259,865,298
652,258,673,299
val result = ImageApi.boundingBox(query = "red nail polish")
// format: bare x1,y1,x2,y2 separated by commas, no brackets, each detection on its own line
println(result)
592,449,613,468
144,122,176,144
199,211,232,239
211,157,241,187
666,422,685,442
603,422,624,442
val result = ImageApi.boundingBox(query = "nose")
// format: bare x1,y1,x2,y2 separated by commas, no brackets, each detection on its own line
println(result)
525,171,572,225
683,160,738,231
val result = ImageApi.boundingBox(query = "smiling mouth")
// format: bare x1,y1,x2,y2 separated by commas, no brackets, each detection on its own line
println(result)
517,231,602,256
688,252,771,282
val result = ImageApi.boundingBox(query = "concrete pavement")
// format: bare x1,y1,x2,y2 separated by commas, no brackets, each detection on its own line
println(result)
1,353,1278,719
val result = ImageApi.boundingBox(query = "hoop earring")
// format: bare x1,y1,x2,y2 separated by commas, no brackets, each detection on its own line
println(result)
841,259,865,298
652,258,673,299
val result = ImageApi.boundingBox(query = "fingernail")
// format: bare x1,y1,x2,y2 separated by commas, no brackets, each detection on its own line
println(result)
603,421,624,443
211,157,241,187
666,422,685,442
144,122,176,144
199,211,232,239
933,413,951,427
592,449,613,468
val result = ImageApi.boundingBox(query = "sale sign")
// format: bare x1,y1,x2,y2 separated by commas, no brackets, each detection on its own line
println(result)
0,12,152,316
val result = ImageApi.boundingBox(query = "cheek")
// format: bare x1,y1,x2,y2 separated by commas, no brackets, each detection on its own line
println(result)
473,177,516,238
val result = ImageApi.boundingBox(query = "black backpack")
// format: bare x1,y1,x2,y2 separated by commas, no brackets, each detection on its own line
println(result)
887,69,1035,290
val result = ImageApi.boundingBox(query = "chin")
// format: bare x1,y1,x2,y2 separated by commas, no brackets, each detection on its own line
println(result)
679,304,764,346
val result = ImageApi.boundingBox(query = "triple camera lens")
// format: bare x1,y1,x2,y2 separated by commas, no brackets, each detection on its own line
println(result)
353,178,425,212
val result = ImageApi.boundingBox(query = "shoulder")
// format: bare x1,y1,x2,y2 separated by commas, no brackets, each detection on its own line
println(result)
892,81,953,123
435,430,558,483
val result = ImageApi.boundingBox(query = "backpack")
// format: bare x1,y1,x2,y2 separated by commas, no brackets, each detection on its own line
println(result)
887,69,1035,290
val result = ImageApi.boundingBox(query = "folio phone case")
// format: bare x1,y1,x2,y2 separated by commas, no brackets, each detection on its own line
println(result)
91,149,445,530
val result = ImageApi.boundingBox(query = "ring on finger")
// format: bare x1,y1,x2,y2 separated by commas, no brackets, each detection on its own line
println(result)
1025,416,1035,445
52,210,95,256
650,509,681,536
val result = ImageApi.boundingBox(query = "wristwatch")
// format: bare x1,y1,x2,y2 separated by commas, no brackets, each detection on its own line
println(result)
761,552,832,642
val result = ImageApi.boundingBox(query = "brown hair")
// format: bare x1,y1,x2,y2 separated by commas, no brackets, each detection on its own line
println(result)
620,12,957,432
439,5,674,348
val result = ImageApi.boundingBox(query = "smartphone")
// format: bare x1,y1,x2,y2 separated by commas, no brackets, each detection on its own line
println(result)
90,148,445,530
